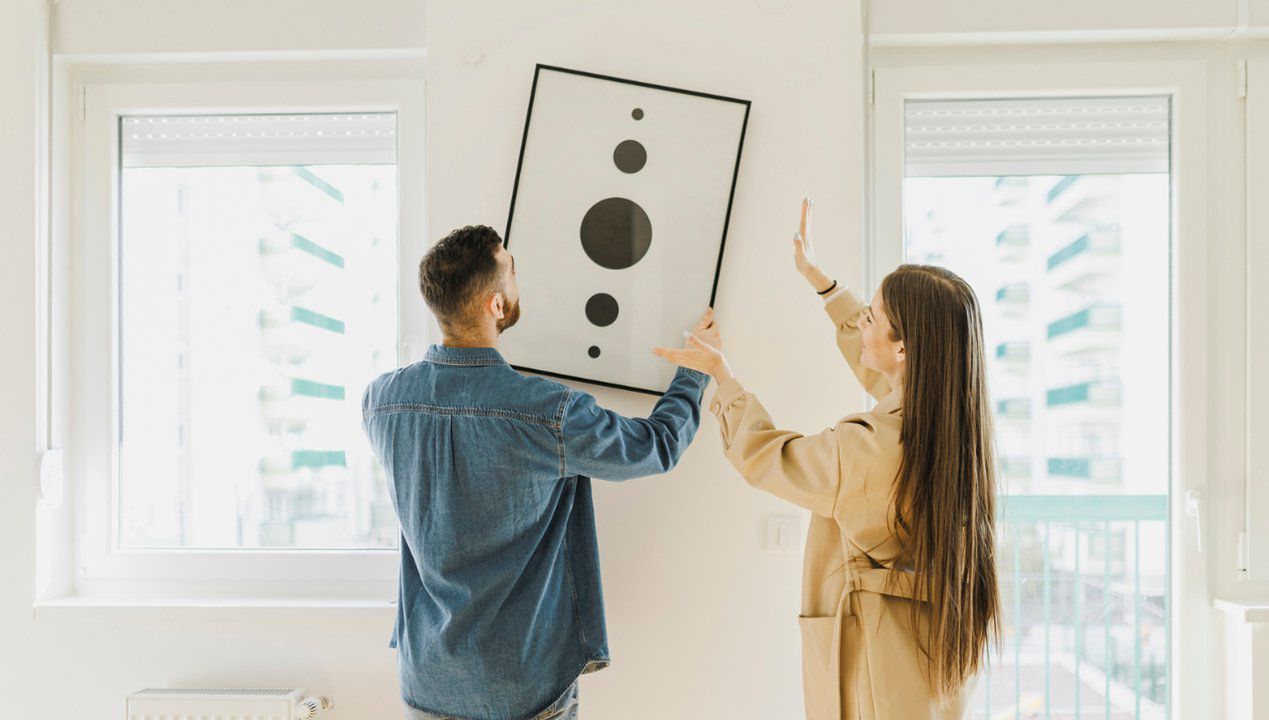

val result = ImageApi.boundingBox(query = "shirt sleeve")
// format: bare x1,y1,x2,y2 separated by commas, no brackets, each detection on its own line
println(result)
708,377,847,518
561,367,709,481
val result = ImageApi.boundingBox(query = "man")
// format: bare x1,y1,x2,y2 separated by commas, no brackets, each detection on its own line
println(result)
362,225,715,720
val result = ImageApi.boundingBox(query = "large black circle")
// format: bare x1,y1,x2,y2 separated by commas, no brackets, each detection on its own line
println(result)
579,197,653,270
588,346,601,358
585,293,619,327
613,140,647,174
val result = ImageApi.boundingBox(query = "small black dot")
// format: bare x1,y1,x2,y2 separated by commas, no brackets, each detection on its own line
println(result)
588,346,601,358
613,140,646,174
632,108,644,120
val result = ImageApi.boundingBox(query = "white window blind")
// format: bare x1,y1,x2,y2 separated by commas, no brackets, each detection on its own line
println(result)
904,96,1170,178
121,112,397,168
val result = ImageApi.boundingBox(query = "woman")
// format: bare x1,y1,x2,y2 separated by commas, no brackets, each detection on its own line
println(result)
654,204,1000,719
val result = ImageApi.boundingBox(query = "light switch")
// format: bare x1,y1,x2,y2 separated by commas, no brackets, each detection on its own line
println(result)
766,515,801,552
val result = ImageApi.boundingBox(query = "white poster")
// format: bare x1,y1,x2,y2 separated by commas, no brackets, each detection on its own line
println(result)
502,65,749,395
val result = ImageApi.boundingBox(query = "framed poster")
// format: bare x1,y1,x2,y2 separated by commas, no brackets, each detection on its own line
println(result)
502,64,750,396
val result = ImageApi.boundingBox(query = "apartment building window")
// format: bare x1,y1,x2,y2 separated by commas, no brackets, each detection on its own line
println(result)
871,61,1219,715
69,75,425,595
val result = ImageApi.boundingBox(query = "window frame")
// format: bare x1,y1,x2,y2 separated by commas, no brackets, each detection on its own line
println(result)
70,72,426,597
870,57,1214,715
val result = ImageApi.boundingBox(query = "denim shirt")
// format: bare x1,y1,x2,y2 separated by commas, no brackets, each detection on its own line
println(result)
362,345,709,720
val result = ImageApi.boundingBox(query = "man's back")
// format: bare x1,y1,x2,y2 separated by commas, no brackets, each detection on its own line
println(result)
363,344,708,720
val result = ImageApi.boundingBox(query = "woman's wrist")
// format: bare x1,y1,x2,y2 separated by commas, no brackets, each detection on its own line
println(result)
712,363,735,384
803,266,832,293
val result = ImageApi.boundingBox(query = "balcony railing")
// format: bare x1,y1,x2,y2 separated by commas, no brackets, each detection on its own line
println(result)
1047,305,1121,340
292,166,345,203
1047,232,1120,272
996,341,1031,363
1047,175,1080,204
977,494,1169,719
996,226,1031,248
1047,380,1121,408
1047,457,1123,483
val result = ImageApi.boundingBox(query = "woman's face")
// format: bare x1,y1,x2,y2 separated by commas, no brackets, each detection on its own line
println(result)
859,289,905,379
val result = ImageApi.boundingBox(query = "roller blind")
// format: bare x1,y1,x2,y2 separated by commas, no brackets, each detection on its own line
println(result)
905,96,1169,178
121,112,396,168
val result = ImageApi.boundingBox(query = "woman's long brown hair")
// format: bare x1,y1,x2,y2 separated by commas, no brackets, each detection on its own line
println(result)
881,264,1001,702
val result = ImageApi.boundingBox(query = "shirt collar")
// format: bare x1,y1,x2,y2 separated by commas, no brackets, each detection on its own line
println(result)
423,344,509,367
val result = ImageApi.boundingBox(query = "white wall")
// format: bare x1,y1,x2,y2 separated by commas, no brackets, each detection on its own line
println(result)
0,0,47,710
868,0,1264,41
53,0,425,57
424,1,866,717
6,0,1266,718
4,0,869,718
2,3,419,719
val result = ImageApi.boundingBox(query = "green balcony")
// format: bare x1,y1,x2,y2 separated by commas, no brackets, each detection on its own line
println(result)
1047,305,1120,340
289,306,345,334
292,167,344,203
1046,175,1079,204
1048,457,1123,482
289,378,345,401
996,341,1031,363
998,398,1032,421
287,232,345,268
1047,380,1121,407
290,449,346,470
996,226,1030,248
1048,231,1120,272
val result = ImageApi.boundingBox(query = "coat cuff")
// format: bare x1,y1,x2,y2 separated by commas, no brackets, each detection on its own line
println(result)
708,376,747,415
824,287,867,327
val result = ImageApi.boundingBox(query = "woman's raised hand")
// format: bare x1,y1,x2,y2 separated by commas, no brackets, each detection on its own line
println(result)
793,197,817,275
794,197,834,293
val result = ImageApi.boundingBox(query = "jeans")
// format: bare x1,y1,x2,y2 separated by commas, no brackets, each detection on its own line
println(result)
403,681,580,720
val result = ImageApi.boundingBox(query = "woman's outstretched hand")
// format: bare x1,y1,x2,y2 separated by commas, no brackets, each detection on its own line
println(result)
652,308,734,382
794,197,835,294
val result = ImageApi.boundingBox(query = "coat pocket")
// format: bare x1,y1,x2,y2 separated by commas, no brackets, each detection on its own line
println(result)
797,615,840,720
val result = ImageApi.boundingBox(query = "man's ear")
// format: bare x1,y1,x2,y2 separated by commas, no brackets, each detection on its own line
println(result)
489,292,505,320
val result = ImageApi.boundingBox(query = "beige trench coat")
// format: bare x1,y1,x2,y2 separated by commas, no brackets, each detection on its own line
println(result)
707,288,973,720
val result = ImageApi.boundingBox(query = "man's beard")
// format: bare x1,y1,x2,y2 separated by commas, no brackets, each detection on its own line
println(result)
497,298,521,334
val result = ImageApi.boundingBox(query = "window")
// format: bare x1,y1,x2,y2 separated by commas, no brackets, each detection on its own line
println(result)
120,113,399,551
903,97,1171,718
873,60,1213,718
70,75,425,596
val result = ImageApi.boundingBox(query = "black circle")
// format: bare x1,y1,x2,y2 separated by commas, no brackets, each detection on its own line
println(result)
588,346,601,358
632,108,644,120
613,140,647,174
579,197,653,270
585,293,619,327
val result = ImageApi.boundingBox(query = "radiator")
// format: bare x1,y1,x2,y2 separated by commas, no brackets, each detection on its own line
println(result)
125,687,333,720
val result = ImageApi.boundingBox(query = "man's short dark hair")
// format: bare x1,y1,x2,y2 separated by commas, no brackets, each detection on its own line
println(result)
418,225,505,331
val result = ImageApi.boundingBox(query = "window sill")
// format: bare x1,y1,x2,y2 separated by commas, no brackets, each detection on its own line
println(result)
33,595,397,613
1214,598,1269,624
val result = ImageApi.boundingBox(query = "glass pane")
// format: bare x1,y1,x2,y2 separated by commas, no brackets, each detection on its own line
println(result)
904,100,1170,718
119,113,399,550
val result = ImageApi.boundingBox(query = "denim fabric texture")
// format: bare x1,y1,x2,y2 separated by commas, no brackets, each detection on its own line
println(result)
404,680,580,720
364,345,708,720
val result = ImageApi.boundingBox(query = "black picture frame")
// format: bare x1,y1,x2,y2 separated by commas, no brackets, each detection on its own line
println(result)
502,64,751,396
